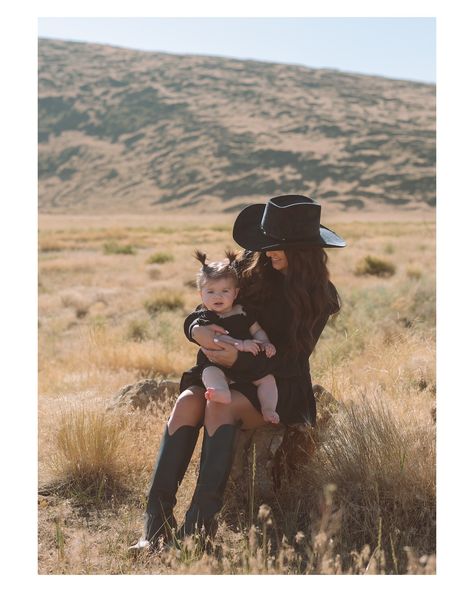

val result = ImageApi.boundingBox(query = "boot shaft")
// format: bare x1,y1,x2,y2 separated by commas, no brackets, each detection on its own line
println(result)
145,423,200,542
182,423,238,537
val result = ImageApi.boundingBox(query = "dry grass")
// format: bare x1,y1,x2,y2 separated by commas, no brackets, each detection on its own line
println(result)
47,405,130,503
38,213,435,574
311,395,435,571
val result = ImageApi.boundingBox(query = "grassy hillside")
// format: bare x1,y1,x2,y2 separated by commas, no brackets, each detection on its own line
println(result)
38,39,435,214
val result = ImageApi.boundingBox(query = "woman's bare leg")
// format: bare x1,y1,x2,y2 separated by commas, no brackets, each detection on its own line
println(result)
168,386,206,435
204,388,267,435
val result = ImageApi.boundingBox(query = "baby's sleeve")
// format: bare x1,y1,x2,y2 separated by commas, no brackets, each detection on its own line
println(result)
183,307,212,343
242,305,258,329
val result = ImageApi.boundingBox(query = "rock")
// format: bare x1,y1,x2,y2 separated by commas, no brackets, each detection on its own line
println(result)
228,384,340,508
107,379,180,411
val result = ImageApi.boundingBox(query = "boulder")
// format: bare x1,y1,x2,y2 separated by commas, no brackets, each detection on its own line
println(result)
107,379,180,411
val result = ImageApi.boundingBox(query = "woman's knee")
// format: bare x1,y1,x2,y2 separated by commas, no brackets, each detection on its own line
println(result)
203,391,258,427
204,399,235,421
228,390,266,429
168,387,206,431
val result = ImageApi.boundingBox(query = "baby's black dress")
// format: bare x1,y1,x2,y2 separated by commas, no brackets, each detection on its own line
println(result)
180,307,273,392
182,265,340,426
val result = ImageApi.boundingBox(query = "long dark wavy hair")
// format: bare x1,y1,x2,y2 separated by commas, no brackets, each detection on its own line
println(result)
238,247,340,354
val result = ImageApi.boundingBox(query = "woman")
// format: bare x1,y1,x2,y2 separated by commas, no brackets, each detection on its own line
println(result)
130,194,346,552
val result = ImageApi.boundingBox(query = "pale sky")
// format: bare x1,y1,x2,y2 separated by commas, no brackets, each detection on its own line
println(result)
38,17,436,84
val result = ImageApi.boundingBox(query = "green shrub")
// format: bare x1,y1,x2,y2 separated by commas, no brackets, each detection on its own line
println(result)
144,291,184,315
146,252,174,264
355,255,396,278
103,241,136,255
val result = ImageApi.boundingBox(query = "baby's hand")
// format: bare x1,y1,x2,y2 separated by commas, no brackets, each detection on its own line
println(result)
261,342,276,358
237,339,261,356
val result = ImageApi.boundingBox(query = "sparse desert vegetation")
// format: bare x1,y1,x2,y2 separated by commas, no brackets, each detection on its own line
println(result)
38,213,435,575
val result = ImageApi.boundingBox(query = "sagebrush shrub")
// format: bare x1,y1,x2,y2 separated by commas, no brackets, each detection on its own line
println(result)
147,251,174,264
144,291,184,315
126,319,150,342
355,255,396,277
103,241,136,255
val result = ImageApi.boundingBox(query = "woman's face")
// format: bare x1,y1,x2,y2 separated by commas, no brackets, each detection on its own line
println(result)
266,250,288,274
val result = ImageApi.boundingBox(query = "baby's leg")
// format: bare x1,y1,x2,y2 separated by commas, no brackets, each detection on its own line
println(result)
253,374,279,424
202,366,232,404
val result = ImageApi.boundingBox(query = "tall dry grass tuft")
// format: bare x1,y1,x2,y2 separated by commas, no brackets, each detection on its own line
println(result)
218,394,435,574
48,406,130,503
306,395,435,572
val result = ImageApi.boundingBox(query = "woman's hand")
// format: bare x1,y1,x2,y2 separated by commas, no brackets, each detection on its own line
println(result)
192,323,228,349
201,340,238,367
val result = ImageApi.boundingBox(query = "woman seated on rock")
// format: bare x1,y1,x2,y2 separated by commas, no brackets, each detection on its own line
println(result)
130,194,346,552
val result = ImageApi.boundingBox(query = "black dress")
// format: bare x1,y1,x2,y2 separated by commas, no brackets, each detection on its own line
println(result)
182,268,339,426
180,307,274,386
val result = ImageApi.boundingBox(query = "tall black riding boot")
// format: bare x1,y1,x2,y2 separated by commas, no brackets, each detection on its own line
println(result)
136,424,200,549
180,423,238,539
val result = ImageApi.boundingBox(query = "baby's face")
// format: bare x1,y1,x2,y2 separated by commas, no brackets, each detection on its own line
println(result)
201,278,239,314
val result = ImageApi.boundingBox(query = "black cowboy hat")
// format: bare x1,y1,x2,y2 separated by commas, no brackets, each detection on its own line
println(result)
232,194,346,251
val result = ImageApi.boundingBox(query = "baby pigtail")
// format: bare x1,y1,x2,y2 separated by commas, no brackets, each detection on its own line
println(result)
194,249,208,268
224,249,238,266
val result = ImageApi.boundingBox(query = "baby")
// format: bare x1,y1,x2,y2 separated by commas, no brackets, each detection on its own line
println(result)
184,250,279,424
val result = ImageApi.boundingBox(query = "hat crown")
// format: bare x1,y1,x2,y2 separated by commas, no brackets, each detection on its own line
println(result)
261,195,322,242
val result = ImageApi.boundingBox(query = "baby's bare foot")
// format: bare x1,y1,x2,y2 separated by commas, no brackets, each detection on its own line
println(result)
205,387,231,404
262,409,280,424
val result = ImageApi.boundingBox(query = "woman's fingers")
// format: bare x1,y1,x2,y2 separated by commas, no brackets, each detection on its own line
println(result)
201,342,238,367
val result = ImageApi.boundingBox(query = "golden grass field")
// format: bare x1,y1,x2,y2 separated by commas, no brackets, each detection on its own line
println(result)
38,212,435,575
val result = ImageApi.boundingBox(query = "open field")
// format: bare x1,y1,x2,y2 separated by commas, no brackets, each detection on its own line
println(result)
38,213,435,575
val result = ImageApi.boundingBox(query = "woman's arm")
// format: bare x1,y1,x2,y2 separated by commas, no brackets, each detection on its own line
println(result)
191,324,228,350
183,309,228,348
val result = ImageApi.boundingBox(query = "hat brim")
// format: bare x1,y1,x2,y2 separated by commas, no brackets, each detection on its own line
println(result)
232,204,346,251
